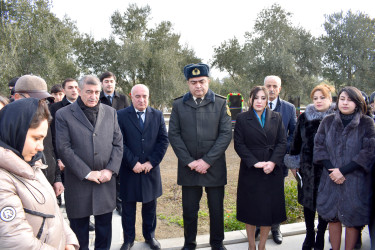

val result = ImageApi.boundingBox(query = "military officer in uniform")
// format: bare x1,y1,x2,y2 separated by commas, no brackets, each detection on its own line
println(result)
169,63,232,250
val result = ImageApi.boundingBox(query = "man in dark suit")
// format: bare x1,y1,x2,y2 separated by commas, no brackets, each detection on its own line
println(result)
99,71,130,214
117,84,169,250
259,75,297,244
169,63,232,250
99,71,129,110
55,75,123,250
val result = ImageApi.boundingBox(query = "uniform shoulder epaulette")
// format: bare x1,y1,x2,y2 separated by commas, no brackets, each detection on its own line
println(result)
174,95,183,100
215,94,226,99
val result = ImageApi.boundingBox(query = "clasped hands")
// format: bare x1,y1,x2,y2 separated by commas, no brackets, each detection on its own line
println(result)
87,169,113,184
188,159,210,174
133,161,153,174
328,168,346,184
254,161,275,174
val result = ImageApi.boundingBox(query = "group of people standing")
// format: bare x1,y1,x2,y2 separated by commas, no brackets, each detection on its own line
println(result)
0,63,374,250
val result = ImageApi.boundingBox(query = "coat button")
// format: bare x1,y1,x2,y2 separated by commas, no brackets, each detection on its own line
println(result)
93,133,96,137
94,152,98,155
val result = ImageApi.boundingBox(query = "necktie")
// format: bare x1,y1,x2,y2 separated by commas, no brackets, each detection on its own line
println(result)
196,98,202,105
107,95,112,105
137,111,144,130
269,102,273,109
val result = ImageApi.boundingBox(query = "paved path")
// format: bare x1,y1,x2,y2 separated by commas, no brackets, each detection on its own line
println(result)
84,210,371,250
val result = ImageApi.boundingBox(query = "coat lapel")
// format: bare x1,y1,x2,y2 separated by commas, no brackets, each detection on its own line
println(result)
71,102,94,131
128,106,143,133
263,108,275,135
94,104,105,132
246,110,267,138
143,106,153,132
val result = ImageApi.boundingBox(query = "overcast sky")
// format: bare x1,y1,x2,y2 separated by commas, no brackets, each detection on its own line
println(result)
51,0,375,78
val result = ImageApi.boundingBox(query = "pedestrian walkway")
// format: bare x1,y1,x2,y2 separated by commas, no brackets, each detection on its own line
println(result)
90,210,371,250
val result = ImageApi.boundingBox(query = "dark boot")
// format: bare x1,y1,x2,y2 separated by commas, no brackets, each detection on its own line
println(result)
303,207,316,250
354,226,363,249
314,215,328,250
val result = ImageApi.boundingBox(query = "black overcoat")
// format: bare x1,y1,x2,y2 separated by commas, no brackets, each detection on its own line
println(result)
117,106,169,203
314,110,375,226
234,109,287,226
290,104,335,210
55,102,123,219
100,91,129,111
168,89,232,187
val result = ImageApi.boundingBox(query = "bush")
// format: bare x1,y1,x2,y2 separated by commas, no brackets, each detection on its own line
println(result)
224,207,245,232
284,180,304,223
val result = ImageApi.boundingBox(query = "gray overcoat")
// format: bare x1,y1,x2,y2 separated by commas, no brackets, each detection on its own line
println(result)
168,89,232,187
314,110,375,226
55,101,123,219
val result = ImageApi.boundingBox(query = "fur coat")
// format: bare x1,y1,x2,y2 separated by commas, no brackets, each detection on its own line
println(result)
288,104,335,210
314,110,375,226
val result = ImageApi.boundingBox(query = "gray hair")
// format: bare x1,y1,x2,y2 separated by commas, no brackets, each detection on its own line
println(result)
131,84,149,96
78,75,101,90
264,75,282,87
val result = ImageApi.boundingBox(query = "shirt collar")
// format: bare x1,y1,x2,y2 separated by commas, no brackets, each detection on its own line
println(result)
268,98,278,110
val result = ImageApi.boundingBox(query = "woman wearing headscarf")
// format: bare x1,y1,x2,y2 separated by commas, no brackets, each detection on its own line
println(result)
285,83,335,250
234,86,287,250
314,86,375,250
0,98,79,249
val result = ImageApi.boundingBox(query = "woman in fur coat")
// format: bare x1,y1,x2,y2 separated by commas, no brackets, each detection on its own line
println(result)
314,86,375,250
286,84,335,250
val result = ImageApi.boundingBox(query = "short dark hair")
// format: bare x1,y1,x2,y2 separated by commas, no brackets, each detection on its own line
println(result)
99,71,116,82
62,78,77,89
29,100,52,129
336,86,367,114
249,86,269,110
50,84,63,94
8,77,19,87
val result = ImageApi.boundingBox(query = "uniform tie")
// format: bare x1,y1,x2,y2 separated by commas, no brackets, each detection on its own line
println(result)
196,98,202,105
269,102,273,109
137,111,144,130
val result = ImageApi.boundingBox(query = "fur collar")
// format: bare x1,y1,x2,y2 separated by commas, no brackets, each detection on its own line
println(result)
304,103,335,121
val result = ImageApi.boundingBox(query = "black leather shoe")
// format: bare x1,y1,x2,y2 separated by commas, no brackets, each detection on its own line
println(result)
271,228,283,244
255,227,260,239
89,221,95,231
120,242,134,250
145,238,161,250
181,247,195,250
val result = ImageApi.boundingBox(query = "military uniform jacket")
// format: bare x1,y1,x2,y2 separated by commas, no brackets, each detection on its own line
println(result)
55,102,123,219
168,89,232,187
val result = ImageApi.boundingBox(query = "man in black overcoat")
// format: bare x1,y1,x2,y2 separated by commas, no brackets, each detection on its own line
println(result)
169,63,232,250
117,84,169,250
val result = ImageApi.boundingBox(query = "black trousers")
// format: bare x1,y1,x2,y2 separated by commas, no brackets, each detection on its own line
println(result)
122,199,157,243
69,212,113,250
182,186,225,249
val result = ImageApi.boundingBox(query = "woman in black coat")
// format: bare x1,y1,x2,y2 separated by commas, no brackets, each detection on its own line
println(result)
234,86,287,250
314,86,375,250
285,84,335,250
